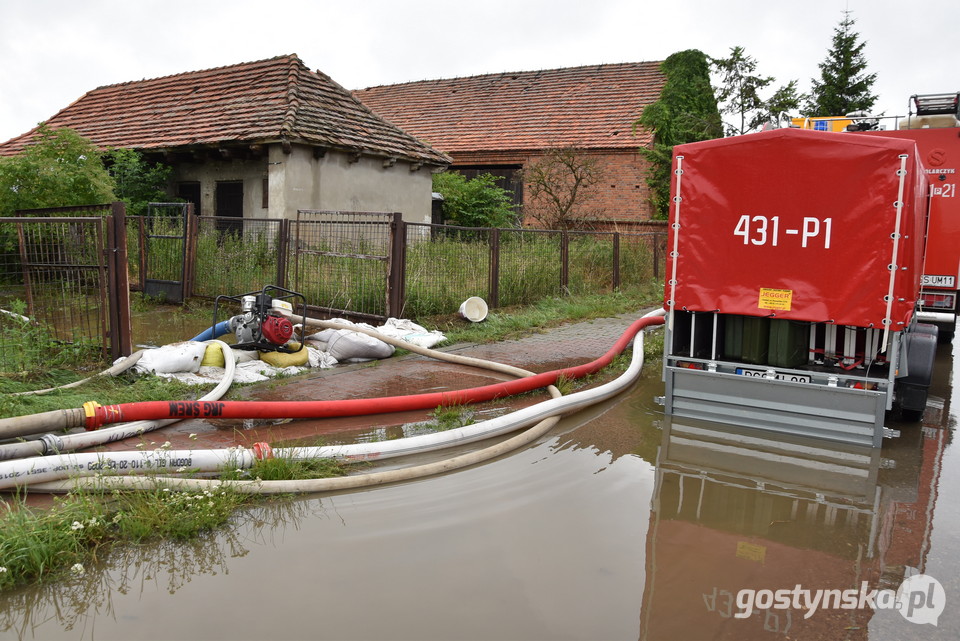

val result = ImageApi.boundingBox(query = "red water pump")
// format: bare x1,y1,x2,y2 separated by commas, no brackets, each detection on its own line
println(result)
212,285,306,353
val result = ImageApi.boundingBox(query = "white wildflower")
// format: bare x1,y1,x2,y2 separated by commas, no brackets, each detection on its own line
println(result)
71,521,84,531
70,564,85,576
0,566,7,573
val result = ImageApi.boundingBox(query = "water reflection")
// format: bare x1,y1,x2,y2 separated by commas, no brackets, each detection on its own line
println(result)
0,500,324,639
641,402,950,639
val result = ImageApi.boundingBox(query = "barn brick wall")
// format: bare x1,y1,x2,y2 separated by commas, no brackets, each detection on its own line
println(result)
450,148,658,229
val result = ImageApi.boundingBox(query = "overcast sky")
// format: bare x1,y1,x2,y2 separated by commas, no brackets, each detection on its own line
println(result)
1,0,956,143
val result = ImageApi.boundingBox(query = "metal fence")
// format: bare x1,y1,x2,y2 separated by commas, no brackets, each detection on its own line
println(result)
169,212,666,322
1,205,661,374
0,204,131,374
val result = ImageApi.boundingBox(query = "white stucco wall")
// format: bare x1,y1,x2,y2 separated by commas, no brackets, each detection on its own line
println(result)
172,143,436,224
312,151,434,224
171,157,269,218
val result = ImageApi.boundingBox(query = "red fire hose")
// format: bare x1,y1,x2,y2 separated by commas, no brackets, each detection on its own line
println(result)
81,315,664,430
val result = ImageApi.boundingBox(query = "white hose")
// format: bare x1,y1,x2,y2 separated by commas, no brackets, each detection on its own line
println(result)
9,351,145,397
20,315,663,493
0,341,236,461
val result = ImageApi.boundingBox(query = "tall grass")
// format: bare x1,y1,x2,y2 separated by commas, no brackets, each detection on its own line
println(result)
183,225,663,321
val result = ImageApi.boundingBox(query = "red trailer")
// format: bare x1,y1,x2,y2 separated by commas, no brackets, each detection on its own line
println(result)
661,128,937,446
859,93,960,340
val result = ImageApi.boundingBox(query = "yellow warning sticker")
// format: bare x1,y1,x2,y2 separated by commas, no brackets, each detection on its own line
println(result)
759,288,793,311
736,541,767,563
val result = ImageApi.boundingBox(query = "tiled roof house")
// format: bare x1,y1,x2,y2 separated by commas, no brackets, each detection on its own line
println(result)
0,54,451,224
354,62,667,229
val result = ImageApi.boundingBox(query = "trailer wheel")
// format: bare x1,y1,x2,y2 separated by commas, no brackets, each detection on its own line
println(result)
895,325,938,422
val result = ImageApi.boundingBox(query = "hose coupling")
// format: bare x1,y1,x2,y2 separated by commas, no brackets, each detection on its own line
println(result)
40,433,64,455
253,442,273,460
82,401,102,430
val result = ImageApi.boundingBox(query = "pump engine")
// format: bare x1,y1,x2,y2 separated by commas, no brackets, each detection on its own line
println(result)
212,285,306,352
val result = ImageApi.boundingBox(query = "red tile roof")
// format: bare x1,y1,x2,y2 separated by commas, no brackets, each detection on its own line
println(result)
353,62,666,154
0,54,450,165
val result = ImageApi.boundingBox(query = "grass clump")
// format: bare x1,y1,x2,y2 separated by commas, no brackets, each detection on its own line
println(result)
0,485,245,591
426,404,475,431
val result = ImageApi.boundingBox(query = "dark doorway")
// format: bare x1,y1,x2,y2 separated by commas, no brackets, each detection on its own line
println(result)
215,181,244,234
177,181,201,216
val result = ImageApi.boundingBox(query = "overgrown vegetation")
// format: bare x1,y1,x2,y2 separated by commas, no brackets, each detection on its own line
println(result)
521,147,603,230
0,299,102,377
108,148,174,218
0,125,115,217
432,171,517,228
635,49,723,219
0,125,172,218
0,447,352,592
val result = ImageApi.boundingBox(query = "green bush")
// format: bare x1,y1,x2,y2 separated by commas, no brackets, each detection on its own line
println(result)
432,172,517,228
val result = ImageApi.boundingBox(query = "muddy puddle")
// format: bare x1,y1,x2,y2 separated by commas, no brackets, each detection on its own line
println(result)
1,338,958,640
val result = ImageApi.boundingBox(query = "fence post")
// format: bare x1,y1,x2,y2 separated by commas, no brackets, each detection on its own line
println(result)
137,216,146,291
612,232,621,290
488,228,500,309
107,202,133,358
560,231,569,293
653,233,661,281
15,223,35,316
387,212,407,317
276,218,290,288
183,203,197,299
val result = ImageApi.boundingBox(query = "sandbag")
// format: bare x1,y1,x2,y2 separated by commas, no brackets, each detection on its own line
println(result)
260,343,310,368
325,330,395,361
377,318,446,349
135,342,208,374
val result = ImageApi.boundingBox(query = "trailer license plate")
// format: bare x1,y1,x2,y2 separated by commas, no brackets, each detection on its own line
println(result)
736,367,811,383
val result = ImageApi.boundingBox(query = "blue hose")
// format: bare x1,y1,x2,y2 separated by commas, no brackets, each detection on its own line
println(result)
191,320,232,342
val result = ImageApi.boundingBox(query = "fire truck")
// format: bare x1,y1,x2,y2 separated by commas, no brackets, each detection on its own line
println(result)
660,127,937,447
798,92,960,340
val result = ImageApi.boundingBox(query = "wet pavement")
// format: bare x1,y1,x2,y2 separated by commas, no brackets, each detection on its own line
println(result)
2,311,959,640
113,312,649,452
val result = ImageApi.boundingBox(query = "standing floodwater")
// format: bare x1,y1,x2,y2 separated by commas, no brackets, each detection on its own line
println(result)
1,339,958,640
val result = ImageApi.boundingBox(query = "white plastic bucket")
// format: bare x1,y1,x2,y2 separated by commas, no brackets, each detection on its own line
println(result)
458,297,488,322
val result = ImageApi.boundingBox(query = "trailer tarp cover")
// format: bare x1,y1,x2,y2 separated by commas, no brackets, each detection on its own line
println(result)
665,128,927,329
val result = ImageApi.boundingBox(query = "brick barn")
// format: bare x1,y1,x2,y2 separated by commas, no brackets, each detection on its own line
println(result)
354,62,668,230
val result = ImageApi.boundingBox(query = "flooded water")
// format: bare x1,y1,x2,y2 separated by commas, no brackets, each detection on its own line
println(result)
1,335,958,640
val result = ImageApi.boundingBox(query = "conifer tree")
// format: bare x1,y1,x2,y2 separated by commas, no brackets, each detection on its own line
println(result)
804,11,878,116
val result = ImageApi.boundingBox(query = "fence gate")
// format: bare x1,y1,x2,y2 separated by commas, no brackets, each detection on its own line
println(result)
292,210,401,321
142,202,193,303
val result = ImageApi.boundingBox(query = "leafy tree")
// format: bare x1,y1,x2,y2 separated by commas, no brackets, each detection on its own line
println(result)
635,50,723,219
107,148,173,217
804,11,878,116
765,80,804,126
711,47,804,135
0,125,115,216
712,46,773,135
432,171,516,228
522,147,603,230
